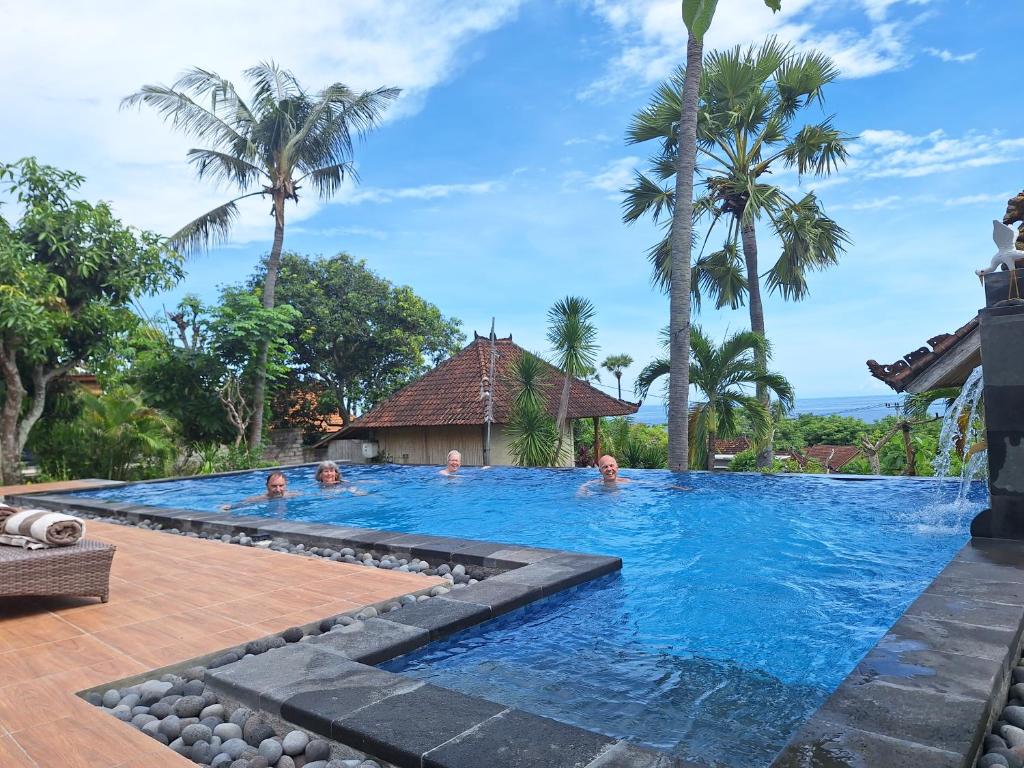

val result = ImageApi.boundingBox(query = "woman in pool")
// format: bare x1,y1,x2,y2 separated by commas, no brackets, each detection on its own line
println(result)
315,460,343,485
315,460,368,495
440,450,462,476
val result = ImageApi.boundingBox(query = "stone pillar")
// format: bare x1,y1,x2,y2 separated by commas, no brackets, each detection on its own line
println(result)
970,270,1024,538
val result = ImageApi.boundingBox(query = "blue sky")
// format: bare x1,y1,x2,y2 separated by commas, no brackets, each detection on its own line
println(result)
4,0,1020,405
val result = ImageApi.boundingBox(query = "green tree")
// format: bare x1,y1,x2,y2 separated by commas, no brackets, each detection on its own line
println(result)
123,63,398,449
132,289,299,449
601,354,634,401
270,252,464,431
547,296,599,464
506,351,560,467
626,33,841,467
0,158,181,484
637,327,793,469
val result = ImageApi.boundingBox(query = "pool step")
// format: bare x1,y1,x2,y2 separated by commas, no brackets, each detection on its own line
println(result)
206,642,690,767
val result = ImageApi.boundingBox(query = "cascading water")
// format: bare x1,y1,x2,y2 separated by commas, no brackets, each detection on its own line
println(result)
932,364,987,506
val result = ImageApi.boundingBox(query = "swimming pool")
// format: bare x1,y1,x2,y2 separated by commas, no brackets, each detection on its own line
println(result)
72,466,986,766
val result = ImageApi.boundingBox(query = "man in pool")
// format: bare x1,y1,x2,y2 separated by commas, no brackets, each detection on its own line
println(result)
222,471,299,509
597,454,630,484
577,454,630,495
440,450,462,476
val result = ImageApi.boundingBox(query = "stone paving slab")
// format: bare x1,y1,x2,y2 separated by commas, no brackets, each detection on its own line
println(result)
332,682,508,766
815,678,987,754
382,596,492,639
442,579,542,616
772,716,963,768
422,707,616,768
584,741,699,767
308,617,431,664
853,634,1003,701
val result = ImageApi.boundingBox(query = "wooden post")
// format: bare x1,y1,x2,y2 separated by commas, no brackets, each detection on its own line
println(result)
593,417,601,466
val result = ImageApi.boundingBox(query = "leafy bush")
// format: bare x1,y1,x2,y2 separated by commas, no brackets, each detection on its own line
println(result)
30,387,177,481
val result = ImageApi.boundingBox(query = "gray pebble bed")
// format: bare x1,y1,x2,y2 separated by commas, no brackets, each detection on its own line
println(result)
978,659,1024,767
90,660,392,767
73,510,482,587
79,510,491,767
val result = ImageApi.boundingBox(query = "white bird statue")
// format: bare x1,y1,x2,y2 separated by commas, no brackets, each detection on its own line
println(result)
978,220,1023,275
977,220,1023,298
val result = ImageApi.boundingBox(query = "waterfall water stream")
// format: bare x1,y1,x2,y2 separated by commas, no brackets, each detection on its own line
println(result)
932,365,986,504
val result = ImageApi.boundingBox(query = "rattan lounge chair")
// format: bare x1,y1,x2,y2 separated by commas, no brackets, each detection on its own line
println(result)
0,539,116,603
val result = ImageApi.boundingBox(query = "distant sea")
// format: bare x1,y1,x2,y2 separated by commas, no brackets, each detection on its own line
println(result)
632,394,945,426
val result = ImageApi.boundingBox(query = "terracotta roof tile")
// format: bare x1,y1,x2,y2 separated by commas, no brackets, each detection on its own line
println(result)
866,316,979,392
712,437,751,454
341,336,638,431
799,444,861,471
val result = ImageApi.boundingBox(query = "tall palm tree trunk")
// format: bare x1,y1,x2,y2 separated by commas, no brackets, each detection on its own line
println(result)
552,375,571,465
247,202,286,450
615,372,622,401
740,220,772,468
706,426,717,471
667,32,703,472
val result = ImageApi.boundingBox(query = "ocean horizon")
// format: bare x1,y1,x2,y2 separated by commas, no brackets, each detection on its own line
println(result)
631,394,944,426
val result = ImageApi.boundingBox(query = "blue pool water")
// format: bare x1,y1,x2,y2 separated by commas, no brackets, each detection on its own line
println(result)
73,466,986,766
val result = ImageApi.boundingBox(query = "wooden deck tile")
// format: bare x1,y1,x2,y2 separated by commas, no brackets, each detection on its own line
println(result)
0,517,444,765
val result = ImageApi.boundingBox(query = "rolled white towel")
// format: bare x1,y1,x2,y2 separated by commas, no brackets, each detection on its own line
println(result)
3,509,85,546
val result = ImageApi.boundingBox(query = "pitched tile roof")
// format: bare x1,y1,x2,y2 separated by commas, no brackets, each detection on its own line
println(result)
865,317,979,392
338,334,638,432
712,437,751,455
798,444,862,471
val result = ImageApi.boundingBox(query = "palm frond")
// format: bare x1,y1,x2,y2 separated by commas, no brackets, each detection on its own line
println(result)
169,194,259,257
186,149,265,188
635,357,669,402
299,161,358,198
622,171,673,224
121,85,252,155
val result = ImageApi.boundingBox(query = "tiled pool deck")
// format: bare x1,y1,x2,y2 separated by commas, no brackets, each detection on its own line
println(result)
0,483,445,768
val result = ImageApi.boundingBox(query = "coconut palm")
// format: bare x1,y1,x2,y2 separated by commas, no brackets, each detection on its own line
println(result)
547,296,599,463
601,354,634,401
123,63,399,449
625,37,846,464
636,327,793,470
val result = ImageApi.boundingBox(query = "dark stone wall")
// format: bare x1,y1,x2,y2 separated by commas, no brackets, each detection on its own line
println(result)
971,302,1024,539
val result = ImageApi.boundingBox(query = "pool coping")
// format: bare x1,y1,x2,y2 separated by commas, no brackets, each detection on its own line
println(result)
770,535,1024,767
6,485,696,767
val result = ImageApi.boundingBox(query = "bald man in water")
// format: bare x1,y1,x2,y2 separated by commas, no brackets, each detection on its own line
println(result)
597,454,631,484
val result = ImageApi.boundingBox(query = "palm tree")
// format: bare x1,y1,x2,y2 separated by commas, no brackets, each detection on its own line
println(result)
636,327,793,470
506,351,559,467
601,354,634,400
547,296,599,464
123,63,399,449
625,36,844,465
633,0,781,474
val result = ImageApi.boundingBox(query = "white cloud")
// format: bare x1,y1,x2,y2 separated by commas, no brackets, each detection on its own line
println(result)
925,47,978,63
578,0,935,99
340,181,502,205
1,0,522,242
559,156,640,195
855,130,1024,179
564,133,614,146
